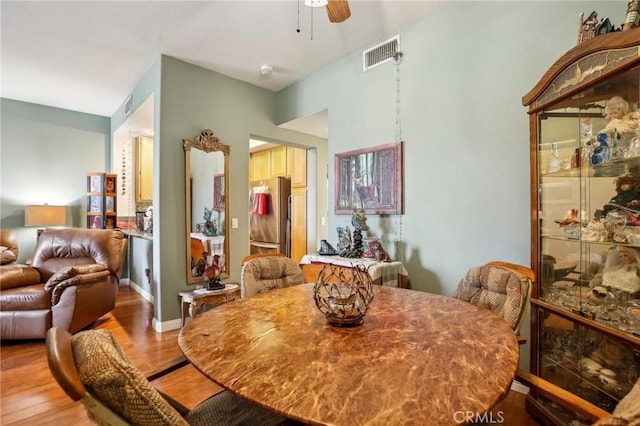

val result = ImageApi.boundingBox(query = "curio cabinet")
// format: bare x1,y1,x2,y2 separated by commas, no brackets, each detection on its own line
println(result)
523,28,640,425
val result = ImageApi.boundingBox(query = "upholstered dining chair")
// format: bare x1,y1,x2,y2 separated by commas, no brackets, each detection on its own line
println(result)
240,254,305,298
453,261,534,335
46,327,287,426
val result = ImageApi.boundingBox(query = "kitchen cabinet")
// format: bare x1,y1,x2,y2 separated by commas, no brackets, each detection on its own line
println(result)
136,136,153,203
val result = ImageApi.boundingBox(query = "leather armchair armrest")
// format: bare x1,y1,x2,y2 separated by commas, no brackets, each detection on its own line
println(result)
44,264,111,305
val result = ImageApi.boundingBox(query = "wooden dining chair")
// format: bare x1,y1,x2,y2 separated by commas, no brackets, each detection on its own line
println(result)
240,252,285,265
453,260,534,336
46,327,287,426
240,254,305,298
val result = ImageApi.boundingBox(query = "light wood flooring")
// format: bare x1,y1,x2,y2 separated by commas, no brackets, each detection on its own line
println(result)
0,285,540,425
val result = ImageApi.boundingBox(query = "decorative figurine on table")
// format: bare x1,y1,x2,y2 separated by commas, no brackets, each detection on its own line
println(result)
589,245,640,300
203,207,217,236
336,226,352,251
203,254,225,290
318,239,339,255
372,240,391,262
340,209,369,258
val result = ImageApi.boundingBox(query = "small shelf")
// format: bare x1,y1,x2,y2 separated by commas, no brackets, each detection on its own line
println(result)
86,173,117,229
541,155,640,178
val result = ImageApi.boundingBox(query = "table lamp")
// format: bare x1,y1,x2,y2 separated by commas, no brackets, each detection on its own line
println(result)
24,205,67,238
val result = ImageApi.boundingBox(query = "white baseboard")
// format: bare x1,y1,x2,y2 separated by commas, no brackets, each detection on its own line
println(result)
152,317,182,332
124,279,154,304
120,279,181,333
511,380,530,394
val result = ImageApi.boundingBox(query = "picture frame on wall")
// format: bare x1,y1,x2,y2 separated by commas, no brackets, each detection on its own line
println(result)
87,174,103,193
334,141,403,215
105,216,115,229
105,196,115,213
88,196,103,212
88,214,103,229
105,175,116,193
213,173,225,211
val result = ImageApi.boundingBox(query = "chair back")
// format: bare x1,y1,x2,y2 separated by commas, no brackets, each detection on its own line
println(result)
241,252,285,265
0,229,19,265
453,261,534,332
240,254,305,298
32,228,127,282
46,327,188,426
46,327,133,425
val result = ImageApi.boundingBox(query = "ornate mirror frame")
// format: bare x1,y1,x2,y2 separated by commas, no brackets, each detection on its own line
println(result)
184,129,230,284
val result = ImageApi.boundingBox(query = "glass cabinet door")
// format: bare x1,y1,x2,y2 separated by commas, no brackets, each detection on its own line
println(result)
535,309,640,422
538,66,640,337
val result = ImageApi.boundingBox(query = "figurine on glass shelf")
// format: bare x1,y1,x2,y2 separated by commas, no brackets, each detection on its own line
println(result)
203,254,224,290
590,132,611,165
589,245,640,301
556,208,581,239
339,209,369,258
599,97,640,157
604,175,640,214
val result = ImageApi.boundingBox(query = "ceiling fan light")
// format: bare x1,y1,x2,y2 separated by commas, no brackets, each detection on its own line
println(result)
304,0,328,8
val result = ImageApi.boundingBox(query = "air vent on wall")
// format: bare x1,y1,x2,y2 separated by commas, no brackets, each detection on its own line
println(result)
363,35,400,72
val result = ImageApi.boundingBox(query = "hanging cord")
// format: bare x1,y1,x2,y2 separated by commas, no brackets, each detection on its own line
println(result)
296,0,301,33
394,51,404,143
394,51,404,262
310,4,315,40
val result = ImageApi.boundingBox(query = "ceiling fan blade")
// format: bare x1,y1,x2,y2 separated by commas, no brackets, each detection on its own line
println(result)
326,0,350,23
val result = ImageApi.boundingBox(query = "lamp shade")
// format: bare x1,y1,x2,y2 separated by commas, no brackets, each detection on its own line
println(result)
24,205,66,227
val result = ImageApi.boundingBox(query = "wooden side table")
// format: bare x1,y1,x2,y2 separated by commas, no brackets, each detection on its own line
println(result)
179,283,240,327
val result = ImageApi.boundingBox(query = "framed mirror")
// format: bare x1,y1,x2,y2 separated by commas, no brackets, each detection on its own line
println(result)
184,129,230,284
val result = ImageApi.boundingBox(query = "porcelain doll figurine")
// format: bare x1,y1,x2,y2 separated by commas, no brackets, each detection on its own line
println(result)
589,245,640,295
603,174,640,214
604,96,630,125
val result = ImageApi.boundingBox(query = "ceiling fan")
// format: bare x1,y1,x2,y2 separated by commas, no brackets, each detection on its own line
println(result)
326,0,351,23
305,0,351,23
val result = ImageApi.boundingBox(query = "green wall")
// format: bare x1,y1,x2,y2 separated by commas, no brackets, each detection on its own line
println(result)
275,0,626,294
0,98,110,260
138,56,327,328
273,1,627,368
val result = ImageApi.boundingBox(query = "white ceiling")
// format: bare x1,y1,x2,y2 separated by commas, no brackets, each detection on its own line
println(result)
1,0,447,138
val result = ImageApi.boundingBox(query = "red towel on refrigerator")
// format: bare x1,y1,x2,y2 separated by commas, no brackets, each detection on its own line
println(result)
252,193,268,215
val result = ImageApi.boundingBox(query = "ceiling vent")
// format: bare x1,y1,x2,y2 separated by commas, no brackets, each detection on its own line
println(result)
363,35,400,72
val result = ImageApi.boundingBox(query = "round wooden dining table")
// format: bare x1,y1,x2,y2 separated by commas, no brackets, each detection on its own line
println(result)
178,283,519,425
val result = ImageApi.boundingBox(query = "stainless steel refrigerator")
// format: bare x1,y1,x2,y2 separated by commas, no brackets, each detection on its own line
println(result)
249,177,291,256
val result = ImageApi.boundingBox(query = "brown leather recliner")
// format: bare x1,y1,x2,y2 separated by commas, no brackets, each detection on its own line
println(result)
0,228,127,340
0,229,19,265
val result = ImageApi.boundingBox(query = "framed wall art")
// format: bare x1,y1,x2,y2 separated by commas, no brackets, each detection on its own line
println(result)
213,173,225,211
334,141,403,215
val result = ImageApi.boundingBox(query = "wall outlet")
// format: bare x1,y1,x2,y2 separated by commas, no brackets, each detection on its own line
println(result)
145,268,151,283
232,218,239,229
